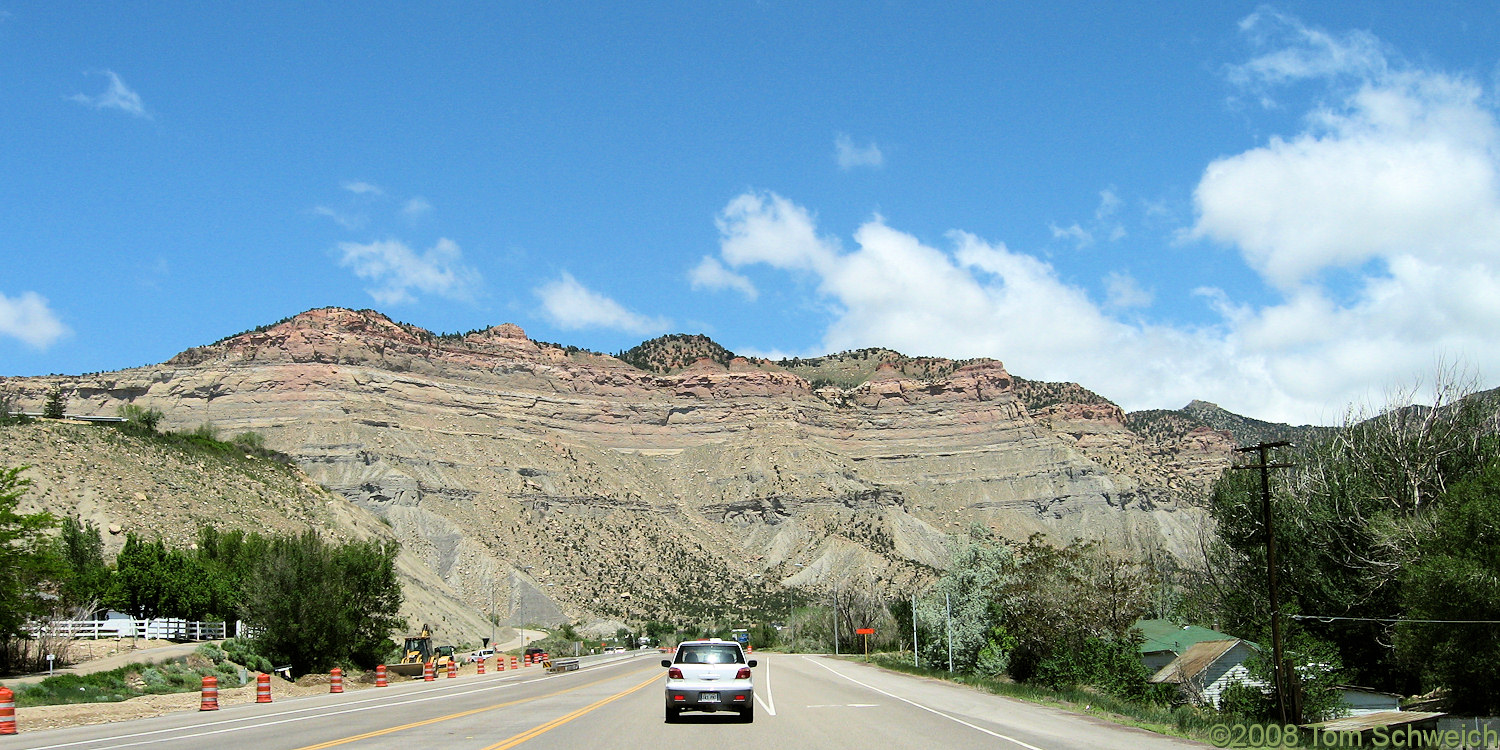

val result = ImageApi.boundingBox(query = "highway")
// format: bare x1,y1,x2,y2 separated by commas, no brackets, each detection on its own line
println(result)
8,652,1207,750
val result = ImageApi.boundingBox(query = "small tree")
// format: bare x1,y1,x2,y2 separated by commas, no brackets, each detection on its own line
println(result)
117,403,164,433
57,516,111,613
0,466,61,673
42,385,68,419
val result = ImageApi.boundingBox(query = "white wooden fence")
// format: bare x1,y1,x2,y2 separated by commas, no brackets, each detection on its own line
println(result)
29,618,242,641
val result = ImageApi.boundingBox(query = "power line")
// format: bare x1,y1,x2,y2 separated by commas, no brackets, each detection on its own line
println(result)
1290,614,1500,625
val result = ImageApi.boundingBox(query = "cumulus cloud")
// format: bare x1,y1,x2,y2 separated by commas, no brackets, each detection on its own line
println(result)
0,291,69,349
535,272,669,334
312,205,365,230
336,238,480,305
689,256,757,301
835,133,884,170
1104,272,1153,309
68,70,149,119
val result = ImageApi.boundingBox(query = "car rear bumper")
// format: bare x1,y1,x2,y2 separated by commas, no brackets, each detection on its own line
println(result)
665,683,753,711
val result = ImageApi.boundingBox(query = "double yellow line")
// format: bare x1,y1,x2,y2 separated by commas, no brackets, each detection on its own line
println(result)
482,672,660,750
294,668,657,750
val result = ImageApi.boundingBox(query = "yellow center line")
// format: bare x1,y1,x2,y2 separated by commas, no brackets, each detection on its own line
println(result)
291,668,656,750
482,673,661,750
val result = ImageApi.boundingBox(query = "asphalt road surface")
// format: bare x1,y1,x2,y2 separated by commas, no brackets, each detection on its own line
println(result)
8,652,1207,750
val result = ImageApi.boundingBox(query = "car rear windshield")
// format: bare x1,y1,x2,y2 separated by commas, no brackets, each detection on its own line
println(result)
675,645,744,664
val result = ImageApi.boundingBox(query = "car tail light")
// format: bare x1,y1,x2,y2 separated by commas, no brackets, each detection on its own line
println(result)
736,667,751,680
668,667,683,679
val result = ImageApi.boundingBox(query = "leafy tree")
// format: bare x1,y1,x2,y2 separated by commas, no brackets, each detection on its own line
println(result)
42,386,68,419
56,516,111,612
1398,458,1500,714
914,528,1016,672
243,531,404,674
0,466,61,671
116,403,164,433
111,534,170,619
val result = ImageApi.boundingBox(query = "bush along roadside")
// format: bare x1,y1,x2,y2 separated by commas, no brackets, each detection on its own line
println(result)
861,652,1256,745
7,643,251,707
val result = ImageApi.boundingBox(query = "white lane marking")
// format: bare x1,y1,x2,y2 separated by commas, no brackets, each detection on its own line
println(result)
753,654,776,716
801,657,1046,750
22,658,646,750
805,704,877,709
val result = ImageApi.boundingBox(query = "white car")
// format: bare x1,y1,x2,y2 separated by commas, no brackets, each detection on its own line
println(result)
662,639,757,723
465,648,496,664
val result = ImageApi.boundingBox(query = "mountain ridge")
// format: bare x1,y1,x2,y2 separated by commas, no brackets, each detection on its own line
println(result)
0,306,1292,634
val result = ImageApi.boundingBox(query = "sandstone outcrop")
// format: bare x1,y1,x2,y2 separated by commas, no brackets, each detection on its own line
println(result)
1,307,1241,633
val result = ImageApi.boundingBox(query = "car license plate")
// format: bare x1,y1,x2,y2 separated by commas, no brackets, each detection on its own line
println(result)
699,692,719,703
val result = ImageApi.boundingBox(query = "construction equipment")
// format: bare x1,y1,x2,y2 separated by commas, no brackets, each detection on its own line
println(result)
389,625,455,678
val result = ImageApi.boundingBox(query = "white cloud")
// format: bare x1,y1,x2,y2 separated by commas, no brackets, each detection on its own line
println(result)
689,256,758,301
0,291,69,349
312,205,366,230
1104,272,1153,309
834,133,884,170
342,181,384,196
401,196,433,220
534,272,669,335
1230,9,1387,92
1049,222,1092,248
68,70,149,119
336,237,481,305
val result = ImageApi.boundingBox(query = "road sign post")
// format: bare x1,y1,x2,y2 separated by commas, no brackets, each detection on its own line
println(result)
856,628,874,661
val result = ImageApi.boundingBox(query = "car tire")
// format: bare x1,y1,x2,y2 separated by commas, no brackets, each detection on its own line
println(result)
741,704,754,723
665,707,679,723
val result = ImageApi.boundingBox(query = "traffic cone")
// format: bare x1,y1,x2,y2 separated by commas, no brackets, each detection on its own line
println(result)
200,676,220,711
447,660,457,679
256,672,272,703
477,657,485,675
375,664,388,687
424,661,435,681
0,686,17,734
330,667,344,693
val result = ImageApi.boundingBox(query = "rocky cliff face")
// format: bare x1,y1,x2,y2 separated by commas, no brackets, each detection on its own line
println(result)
1,307,1238,633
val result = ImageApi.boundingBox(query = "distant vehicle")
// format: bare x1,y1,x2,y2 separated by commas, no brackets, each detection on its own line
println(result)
525,647,547,661
466,648,496,664
389,626,455,677
662,639,756,723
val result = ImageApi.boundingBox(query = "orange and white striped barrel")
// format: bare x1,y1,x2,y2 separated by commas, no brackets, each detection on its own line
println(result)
477,657,485,675
256,672,272,703
0,685,17,734
423,661,435,681
200,676,220,711
330,667,344,693
375,664,388,687
524,653,532,666
446,660,457,679
510,656,518,670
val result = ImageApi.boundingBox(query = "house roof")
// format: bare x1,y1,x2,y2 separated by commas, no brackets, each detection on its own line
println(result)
1149,639,1246,684
1305,711,1445,733
1133,619,1236,656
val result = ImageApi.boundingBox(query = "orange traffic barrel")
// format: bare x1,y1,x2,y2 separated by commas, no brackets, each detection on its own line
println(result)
446,660,457,679
510,656,518,670
423,661,435,681
375,664,388,687
477,657,485,675
0,685,17,734
200,676,220,711
256,672,272,703
330,667,344,693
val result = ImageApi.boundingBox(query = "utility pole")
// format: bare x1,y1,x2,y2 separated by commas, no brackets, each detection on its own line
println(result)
1233,440,1294,724
946,592,953,673
833,581,840,656
912,592,919,668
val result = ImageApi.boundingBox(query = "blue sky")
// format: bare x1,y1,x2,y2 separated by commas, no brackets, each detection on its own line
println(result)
3,2,1499,424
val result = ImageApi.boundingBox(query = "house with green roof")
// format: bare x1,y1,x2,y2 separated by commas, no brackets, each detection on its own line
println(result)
1132,618,1238,673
